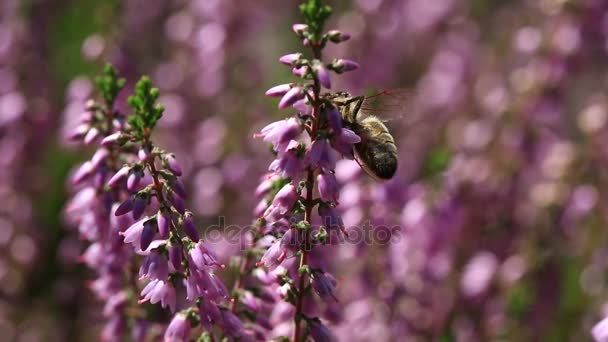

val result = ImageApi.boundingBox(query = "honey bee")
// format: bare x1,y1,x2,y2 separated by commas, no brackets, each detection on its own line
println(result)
329,91,399,181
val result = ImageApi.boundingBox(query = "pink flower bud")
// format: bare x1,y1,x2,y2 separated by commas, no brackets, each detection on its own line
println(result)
265,84,292,97
278,87,304,109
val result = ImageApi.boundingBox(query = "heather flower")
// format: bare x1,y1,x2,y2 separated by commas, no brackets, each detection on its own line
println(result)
108,166,130,187
318,206,344,231
139,220,156,251
308,139,337,170
120,218,146,248
157,209,170,238
257,118,303,152
309,320,335,342
311,272,338,301
101,132,123,146
72,161,95,184
199,299,222,330
139,279,177,313
164,154,182,176
263,183,298,219
326,30,350,43
330,128,360,158
317,173,339,204
330,59,359,73
164,313,191,342
280,53,303,66
325,105,342,134
115,196,134,216
265,83,292,97
220,310,244,337
84,127,100,144
182,212,199,241
132,196,147,220
189,240,222,269
127,171,142,192
314,62,331,89
292,23,309,36
168,242,182,270
279,86,305,108
139,250,169,280
269,140,305,179
592,317,608,342
168,191,185,214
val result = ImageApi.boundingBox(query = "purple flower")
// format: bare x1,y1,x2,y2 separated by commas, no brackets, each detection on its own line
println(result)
170,179,187,198
84,127,100,144
220,310,244,338
242,291,261,312
326,30,351,43
169,242,182,270
269,140,305,179
292,65,309,78
309,320,335,342
140,220,155,251
139,279,176,313
115,197,134,216
331,128,360,158
314,63,331,89
168,191,185,214
91,148,109,168
164,313,191,342
189,240,222,269
312,272,338,301
101,317,125,342
279,53,303,66
265,83,292,97
325,105,342,134
68,123,89,141
120,218,146,249
138,148,150,162
256,118,302,152
199,299,222,330
318,206,344,232
108,166,130,188
185,268,228,301
72,161,95,184
263,183,298,219
139,250,169,280
157,209,170,238
279,86,304,109
259,230,299,270
101,132,122,146
332,59,359,73
308,139,337,170
317,173,339,204
293,98,312,115
182,212,199,241
127,172,142,192
255,174,279,198
292,23,309,36
592,317,608,342
132,196,147,220
165,154,182,176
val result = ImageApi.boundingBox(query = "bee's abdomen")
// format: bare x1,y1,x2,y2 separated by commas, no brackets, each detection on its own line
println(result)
353,118,398,180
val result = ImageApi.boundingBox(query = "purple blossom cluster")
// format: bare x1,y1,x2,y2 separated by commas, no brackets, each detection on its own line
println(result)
65,69,246,341
241,8,362,340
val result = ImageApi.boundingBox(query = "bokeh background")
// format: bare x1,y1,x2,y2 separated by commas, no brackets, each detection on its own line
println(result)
2,0,608,340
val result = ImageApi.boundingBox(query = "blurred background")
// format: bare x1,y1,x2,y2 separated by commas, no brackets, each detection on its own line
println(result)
2,0,608,340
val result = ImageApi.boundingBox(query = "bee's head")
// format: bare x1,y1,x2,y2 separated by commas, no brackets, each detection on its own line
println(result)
326,91,353,107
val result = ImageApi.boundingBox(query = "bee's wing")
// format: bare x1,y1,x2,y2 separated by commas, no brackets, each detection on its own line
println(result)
359,88,423,127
